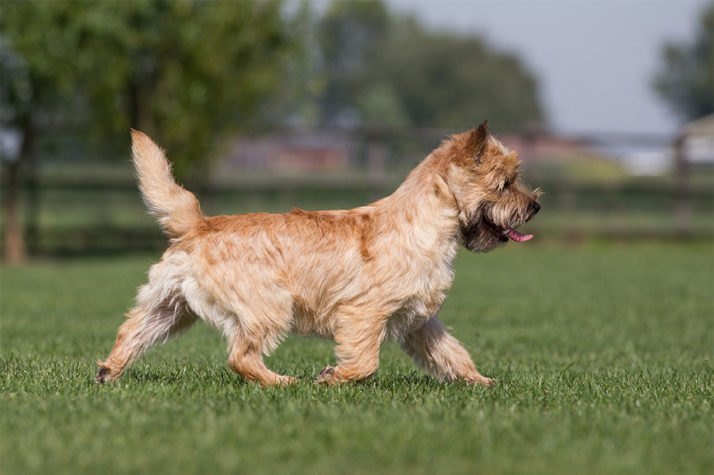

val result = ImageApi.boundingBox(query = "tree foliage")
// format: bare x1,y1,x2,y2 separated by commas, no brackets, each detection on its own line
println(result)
1,0,300,176
376,18,543,129
653,2,714,121
317,0,391,126
316,2,543,130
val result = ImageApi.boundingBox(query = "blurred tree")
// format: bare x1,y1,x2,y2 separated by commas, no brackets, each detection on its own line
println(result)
318,0,391,126
315,1,543,130
653,2,714,121
356,82,410,128
71,0,298,176
1,0,301,263
375,18,543,129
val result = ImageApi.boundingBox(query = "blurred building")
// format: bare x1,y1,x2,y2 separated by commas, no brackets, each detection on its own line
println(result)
677,114,714,167
225,130,353,172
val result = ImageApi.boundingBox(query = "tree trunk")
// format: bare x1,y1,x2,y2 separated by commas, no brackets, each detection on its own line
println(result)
2,120,34,264
24,139,40,254
2,159,27,264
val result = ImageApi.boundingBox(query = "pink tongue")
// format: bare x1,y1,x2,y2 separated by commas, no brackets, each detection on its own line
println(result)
507,227,534,242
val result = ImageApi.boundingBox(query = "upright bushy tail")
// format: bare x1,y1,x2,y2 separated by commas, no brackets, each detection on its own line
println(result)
130,130,203,237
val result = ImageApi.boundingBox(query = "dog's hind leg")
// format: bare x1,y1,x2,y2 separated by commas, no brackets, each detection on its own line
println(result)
96,300,197,383
97,252,201,383
400,317,494,386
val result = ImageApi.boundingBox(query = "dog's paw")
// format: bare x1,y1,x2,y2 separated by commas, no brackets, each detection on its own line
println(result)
95,361,118,384
95,367,111,384
480,377,496,387
314,366,337,384
464,374,496,387
274,375,298,385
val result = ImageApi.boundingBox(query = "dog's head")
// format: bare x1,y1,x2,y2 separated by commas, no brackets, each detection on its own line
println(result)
442,121,541,252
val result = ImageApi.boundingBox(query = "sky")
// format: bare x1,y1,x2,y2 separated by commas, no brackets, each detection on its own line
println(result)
386,0,709,136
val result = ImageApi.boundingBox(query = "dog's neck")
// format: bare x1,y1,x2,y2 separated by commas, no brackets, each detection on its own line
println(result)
377,153,462,255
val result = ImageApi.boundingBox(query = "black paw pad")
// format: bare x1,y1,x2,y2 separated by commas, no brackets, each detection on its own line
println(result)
95,367,109,384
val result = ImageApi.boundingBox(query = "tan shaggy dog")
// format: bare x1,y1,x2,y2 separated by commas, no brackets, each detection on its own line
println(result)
96,121,540,386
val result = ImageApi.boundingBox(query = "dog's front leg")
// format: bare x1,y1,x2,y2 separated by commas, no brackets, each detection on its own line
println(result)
401,317,494,386
315,313,388,385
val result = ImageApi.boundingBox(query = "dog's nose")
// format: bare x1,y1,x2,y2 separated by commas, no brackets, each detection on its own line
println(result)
530,201,541,214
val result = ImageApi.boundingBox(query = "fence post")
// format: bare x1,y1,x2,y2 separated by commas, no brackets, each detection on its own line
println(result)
673,134,690,234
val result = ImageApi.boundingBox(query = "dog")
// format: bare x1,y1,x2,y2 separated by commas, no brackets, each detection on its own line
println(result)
96,121,540,386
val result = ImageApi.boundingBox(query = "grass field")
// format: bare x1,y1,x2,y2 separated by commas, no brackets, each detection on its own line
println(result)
1,242,712,474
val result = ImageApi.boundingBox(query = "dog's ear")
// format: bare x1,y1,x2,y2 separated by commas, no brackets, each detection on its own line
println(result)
464,120,489,159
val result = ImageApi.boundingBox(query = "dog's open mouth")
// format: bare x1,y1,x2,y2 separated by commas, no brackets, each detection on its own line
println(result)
464,215,534,248
506,227,533,242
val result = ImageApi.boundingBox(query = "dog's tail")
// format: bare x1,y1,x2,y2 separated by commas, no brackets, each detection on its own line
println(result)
130,129,203,237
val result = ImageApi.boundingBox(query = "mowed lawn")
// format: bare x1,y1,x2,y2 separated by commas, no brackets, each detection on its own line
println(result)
1,243,711,475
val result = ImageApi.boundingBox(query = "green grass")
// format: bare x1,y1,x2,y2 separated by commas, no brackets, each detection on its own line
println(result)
1,243,712,475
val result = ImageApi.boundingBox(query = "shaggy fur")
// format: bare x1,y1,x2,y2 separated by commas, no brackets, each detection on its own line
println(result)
96,121,540,386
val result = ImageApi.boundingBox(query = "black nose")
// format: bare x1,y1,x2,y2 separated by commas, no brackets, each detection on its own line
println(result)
530,201,541,214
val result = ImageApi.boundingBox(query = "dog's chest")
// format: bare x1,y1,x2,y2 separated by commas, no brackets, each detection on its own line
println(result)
386,243,457,337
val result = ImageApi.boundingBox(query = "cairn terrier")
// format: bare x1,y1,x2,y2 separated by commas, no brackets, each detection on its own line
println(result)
96,121,540,386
